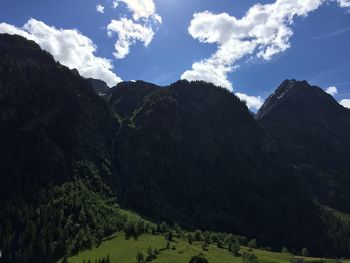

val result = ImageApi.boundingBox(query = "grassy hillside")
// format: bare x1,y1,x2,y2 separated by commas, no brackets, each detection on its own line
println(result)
66,232,349,263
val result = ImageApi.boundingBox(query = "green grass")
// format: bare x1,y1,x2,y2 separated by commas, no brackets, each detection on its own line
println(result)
66,233,349,263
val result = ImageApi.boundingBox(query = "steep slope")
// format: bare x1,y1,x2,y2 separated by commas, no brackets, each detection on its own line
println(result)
109,80,327,254
88,78,110,96
0,34,122,263
257,80,350,213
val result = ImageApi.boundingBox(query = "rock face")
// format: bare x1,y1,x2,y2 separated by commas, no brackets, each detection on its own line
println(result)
88,78,110,95
257,80,350,213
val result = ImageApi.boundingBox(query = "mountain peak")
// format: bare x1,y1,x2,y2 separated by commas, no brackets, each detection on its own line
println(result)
256,79,340,119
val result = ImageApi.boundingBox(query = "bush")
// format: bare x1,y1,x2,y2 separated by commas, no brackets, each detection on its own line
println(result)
230,242,240,255
202,241,209,251
242,252,258,263
189,254,209,263
194,230,204,241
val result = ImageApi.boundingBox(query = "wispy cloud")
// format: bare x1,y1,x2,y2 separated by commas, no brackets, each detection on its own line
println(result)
312,26,350,40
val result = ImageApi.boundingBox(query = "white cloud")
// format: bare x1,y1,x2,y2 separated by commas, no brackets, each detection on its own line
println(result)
235,92,264,110
107,18,154,59
182,0,349,91
0,18,121,86
114,0,161,22
338,0,350,8
96,4,105,14
108,0,161,59
340,99,350,108
325,86,338,96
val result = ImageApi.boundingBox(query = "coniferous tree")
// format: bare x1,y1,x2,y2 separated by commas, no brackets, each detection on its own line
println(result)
188,233,193,244
301,248,309,257
248,239,257,249
231,242,240,256
194,230,204,241
281,246,289,253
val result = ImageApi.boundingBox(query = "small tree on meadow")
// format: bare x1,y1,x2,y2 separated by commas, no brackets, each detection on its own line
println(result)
202,241,209,251
136,251,144,263
248,239,257,249
188,233,193,244
189,254,209,263
231,242,240,256
147,246,153,257
203,231,211,243
194,230,204,241
281,246,289,253
216,239,223,248
301,248,309,257
173,222,181,234
159,221,168,233
242,252,258,263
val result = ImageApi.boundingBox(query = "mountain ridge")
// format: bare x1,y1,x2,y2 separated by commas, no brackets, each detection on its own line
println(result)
1,34,350,261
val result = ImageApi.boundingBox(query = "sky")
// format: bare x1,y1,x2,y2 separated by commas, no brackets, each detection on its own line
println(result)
0,0,350,110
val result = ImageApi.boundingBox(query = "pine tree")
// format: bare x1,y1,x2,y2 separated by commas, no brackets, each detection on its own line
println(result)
248,239,257,249
281,246,289,253
231,242,240,256
301,248,309,257
188,233,193,244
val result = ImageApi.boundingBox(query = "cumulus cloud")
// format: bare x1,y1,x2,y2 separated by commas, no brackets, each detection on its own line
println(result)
107,18,154,59
114,0,161,22
338,0,350,8
182,0,348,91
112,1,119,9
0,18,121,86
340,99,350,108
108,0,161,59
325,86,338,96
236,92,264,110
96,4,105,14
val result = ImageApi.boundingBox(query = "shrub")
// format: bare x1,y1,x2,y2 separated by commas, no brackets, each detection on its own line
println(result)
189,254,209,263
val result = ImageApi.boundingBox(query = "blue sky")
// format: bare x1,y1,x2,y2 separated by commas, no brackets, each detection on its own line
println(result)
0,0,350,110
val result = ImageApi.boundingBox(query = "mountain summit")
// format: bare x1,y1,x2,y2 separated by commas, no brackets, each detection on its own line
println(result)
257,79,350,213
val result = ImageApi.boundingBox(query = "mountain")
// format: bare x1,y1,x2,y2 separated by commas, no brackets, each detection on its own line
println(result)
88,78,110,96
1,34,350,262
0,34,124,263
109,80,330,254
257,80,350,213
